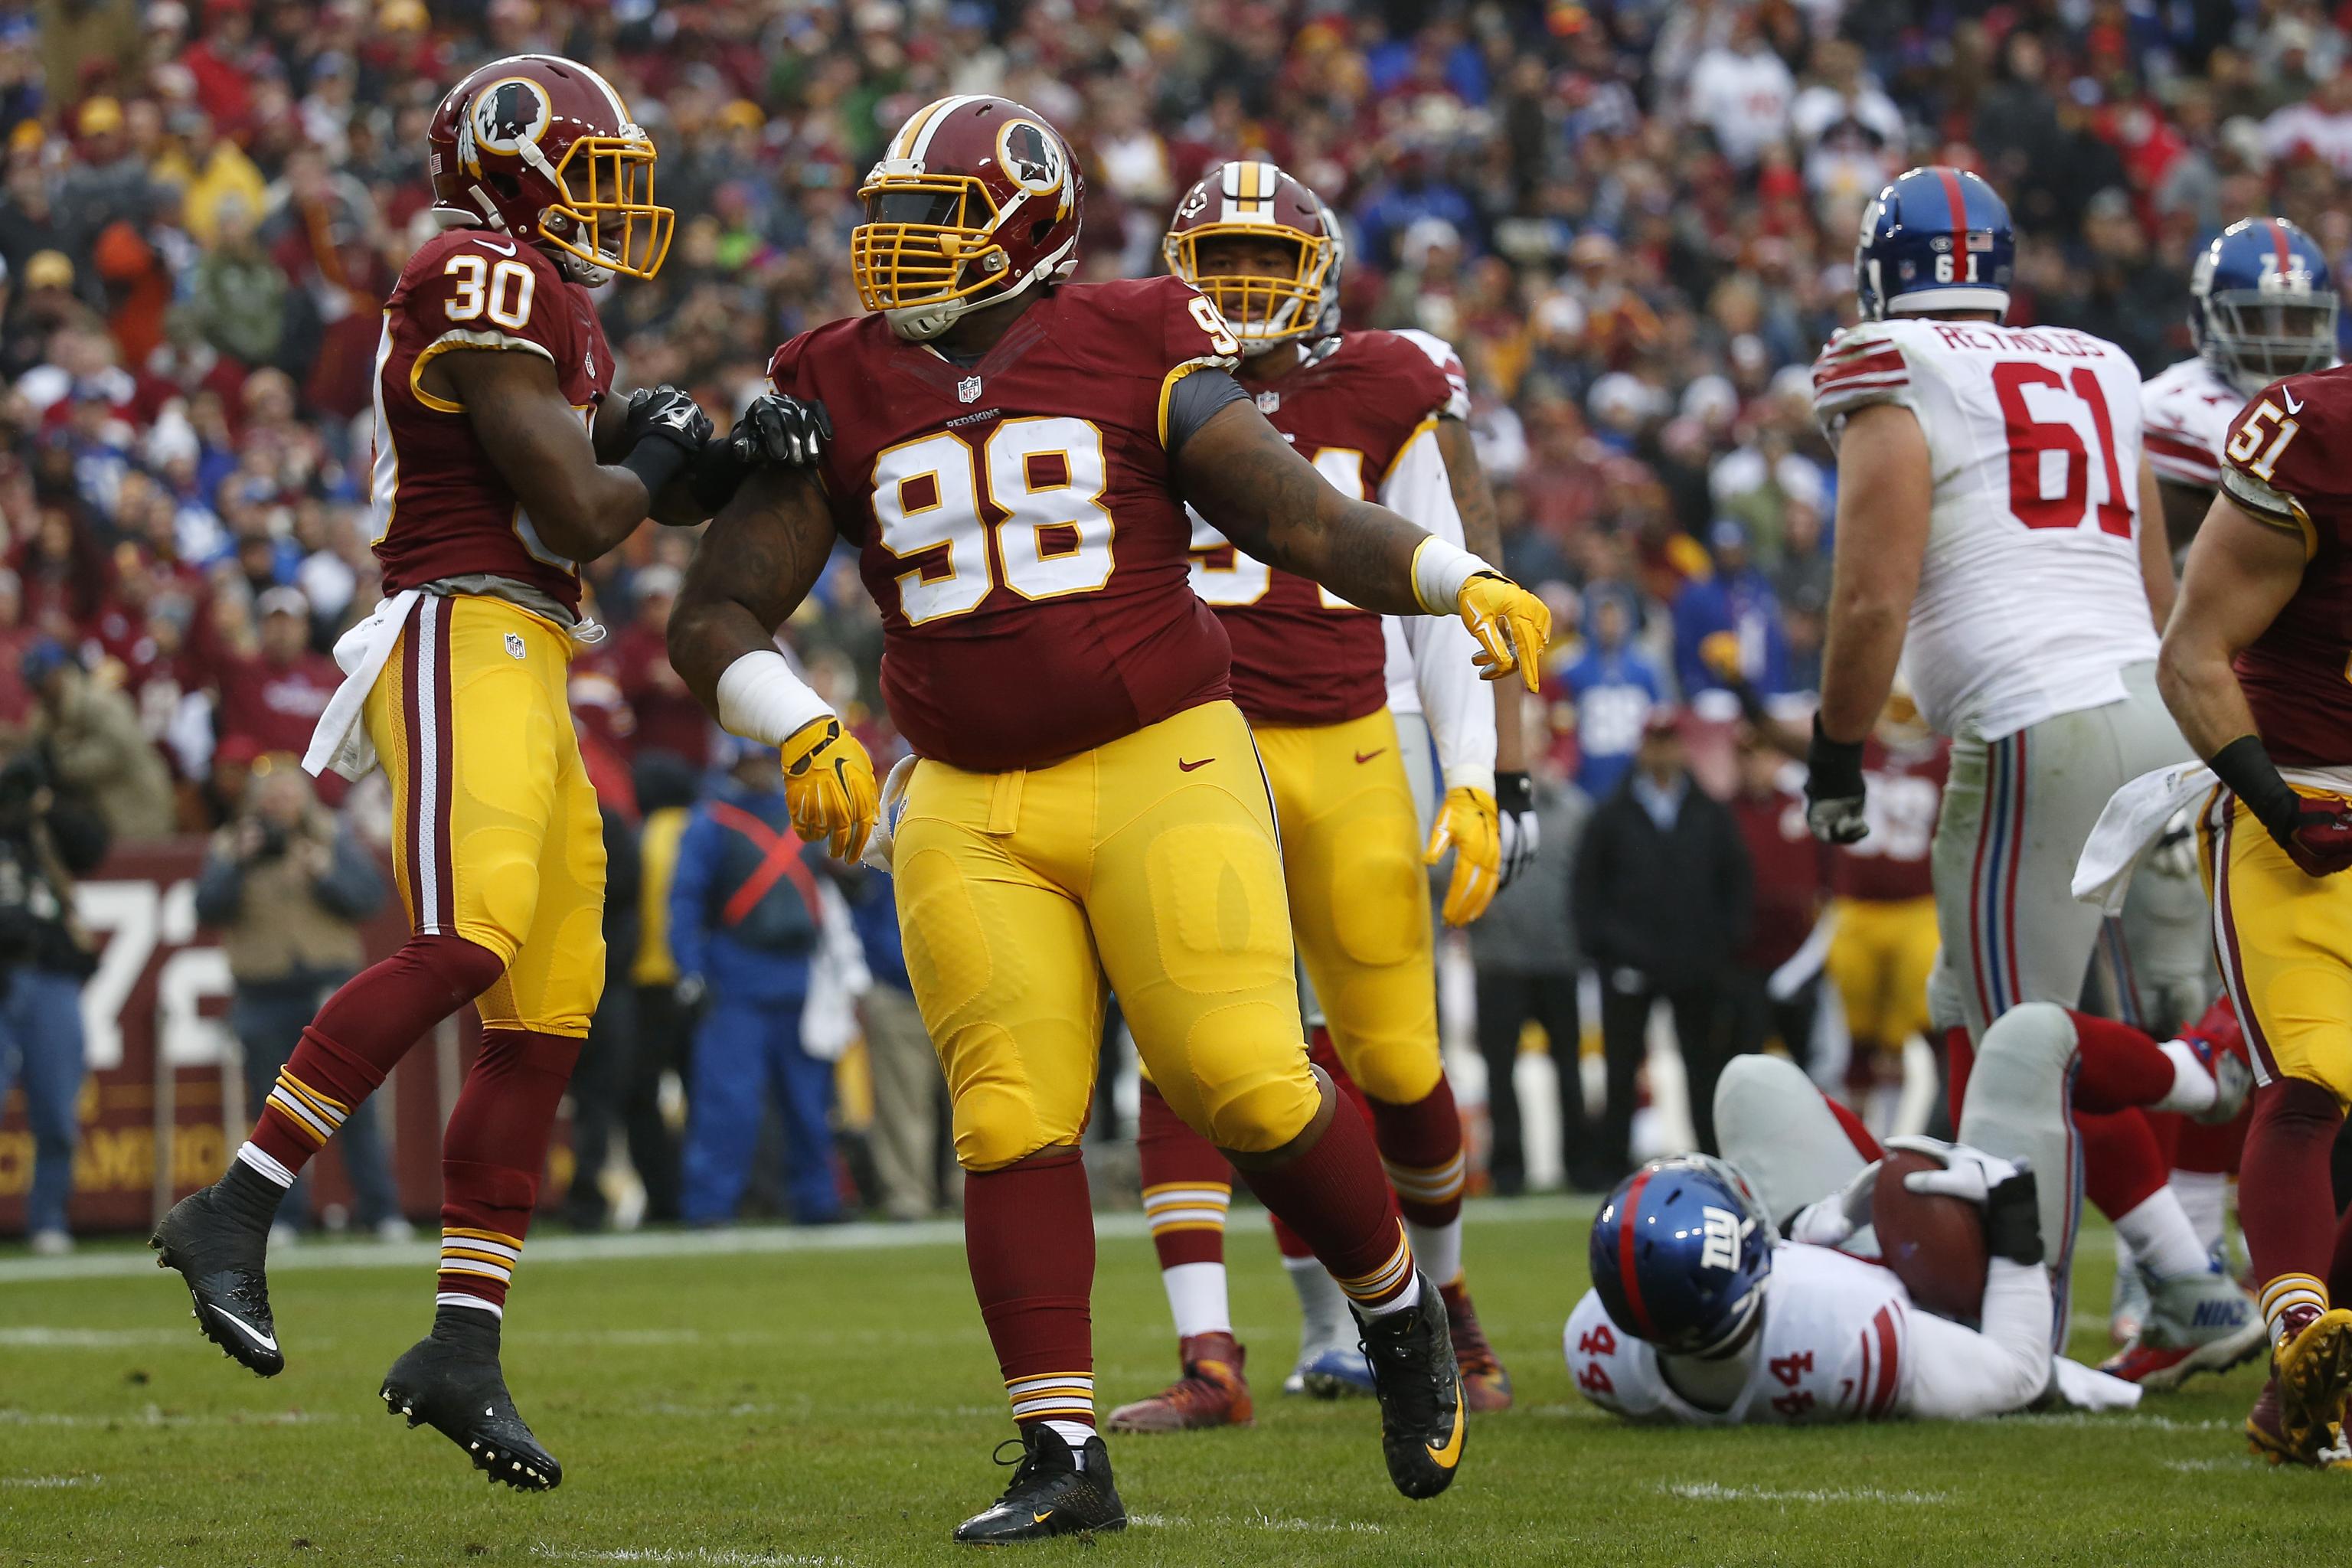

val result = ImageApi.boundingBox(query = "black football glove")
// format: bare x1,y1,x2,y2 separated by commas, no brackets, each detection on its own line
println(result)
619,384,713,496
1804,714,1869,845
1494,769,1540,887
690,393,834,513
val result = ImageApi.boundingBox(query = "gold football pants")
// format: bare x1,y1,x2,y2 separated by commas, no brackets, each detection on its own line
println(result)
2204,785,2352,1107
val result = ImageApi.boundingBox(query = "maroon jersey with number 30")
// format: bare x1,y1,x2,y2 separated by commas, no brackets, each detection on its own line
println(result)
767,276,1241,772
2216,368,2352,768
1191,330,1455,728
367,229,614,616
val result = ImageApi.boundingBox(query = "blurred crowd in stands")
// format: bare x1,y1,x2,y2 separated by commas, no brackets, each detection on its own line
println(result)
2,0,2348,1229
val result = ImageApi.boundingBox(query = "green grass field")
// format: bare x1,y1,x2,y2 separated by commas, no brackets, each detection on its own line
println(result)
0,1198,2324,1567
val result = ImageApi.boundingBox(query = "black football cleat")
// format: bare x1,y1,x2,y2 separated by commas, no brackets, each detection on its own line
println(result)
950,1426,1125,1545
380,1318,562,1491
150,1182,283,1377
1357,1270,1468,1500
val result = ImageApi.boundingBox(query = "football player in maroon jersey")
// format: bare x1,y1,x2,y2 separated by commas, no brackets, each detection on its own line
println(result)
1106,163,1515,1438
2158,366,2352,1465
667,96,1549,1543
150,54,822,1490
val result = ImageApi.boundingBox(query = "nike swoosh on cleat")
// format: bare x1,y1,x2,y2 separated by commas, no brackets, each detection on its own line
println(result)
1354,749,1386,763
206,1308,278,1354
1032,1511,1054,1524
1177,757,1214,772
1426,1404,1465,1468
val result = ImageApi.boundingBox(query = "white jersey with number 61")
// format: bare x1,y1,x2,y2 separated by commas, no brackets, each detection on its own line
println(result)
1811,318,2159,743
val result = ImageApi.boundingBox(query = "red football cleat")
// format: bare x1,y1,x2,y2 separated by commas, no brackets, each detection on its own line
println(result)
2179,995,2254,1125
1439,1280,1513,1413
1105,1332,1253,1434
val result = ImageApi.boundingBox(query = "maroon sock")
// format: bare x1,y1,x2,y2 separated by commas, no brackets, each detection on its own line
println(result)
2078,1107,2168,1220
1368,1075,1466,1230
247,934,505,1175
967,1146,1096,1431
2243,1079,2344,1332
1137,1081,1230,1270
435,1027,581,1315
1822,1093,1883,1161
1238,1086,1413,1312
2175,1104,2249,1175
2065,1010,2177,1113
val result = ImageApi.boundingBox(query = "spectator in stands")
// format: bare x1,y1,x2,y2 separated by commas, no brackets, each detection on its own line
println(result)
670,738,840,1227
619,751,701,1227
614,565,710,769
194,760,400,1240
0,748,106,1252
25,638,172,838
1467,733,1592,1194
561,802,644,1233
1572,708,1751,1172
843,860,951,1221
1671,520,1791,702
211,584,338,762
1557,586,1662,799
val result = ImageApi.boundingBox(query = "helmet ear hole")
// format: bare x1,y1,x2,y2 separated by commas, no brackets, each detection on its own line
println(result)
1028,217,1054,247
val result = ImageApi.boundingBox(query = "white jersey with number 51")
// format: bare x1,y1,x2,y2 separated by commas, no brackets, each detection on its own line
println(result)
1811,318,2159,743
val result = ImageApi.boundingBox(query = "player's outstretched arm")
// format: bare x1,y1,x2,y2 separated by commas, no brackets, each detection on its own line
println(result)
1805,400,1929,845
1177,400,1549,689
667,467,877,862
2156,493,2304,761
441,350,707,564
1436,413,1531,882
2135,452,2177,630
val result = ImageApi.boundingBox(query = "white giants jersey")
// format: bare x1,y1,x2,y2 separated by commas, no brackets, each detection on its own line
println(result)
1811,318,2160,742
1564,1242,1910,1426
2140,356,2243,492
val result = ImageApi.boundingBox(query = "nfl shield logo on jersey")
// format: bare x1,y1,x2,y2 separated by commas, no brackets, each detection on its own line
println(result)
1256,390,1281,413
505,632,527,661
957,375,982,403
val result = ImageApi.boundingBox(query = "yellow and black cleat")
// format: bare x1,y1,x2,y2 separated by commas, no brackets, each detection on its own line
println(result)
1357,1269,1469,1499
951,1427,1125,1545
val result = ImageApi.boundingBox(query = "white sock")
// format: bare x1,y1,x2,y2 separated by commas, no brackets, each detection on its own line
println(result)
2171,1170,2230,1256
2115,1188,2213,1281
433,1292,503,1320
2153,1040,2218,1116
1285,1256,1351,1353
1406,1218,1463,1295
1354,1272,1423,1319
236,1142,296,1187
1043,1419,1094,1457
1161,1262,1232,1340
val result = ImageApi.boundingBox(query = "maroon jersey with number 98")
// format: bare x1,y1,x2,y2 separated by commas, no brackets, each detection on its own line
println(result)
767,276,1243,772
367,229,614,616
2216,367,2352,768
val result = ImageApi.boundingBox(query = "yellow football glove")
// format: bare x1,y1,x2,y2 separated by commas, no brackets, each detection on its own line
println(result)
1455,571,1551,693
1425,785,1501,926
778,714,878,864
1699,629,1744,683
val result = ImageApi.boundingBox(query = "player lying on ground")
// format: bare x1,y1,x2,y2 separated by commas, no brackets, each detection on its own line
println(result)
148,55,822,1490
1568,1001,2248,1424
1110,162,1514,1437
664,95,1551,1544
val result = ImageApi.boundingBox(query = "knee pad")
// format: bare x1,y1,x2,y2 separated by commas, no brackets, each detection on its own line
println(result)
1973,1002,2078,1095
1327,821,1426,970
1343,1029,1442,1106
946,1027,1059,1173
1186,1002,1319,1155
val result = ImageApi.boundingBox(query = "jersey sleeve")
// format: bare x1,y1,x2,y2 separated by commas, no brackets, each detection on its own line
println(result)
2142,382,2223,490
2220,376,2337,551
1155,277,1243,447
1810,323,1919,435
766,332,815,399
399,237,570,408
1395,328,1475,421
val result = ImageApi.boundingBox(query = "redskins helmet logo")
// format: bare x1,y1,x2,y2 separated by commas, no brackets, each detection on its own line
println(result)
997,119,1065,197
460,76,554,172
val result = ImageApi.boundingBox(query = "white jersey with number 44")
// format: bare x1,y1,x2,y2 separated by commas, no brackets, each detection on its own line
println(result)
1564,1242,1911,1426
1811,318,2159,743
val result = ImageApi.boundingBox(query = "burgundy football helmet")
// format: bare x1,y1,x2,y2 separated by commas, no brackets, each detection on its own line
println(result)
851,94,1083,341
1163,161,1338,354
427,54,673,285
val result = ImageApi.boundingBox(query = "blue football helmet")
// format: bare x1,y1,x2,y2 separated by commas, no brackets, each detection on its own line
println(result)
1589,1154,1772,1357
2191,217,2338,397
1854,166,2014,322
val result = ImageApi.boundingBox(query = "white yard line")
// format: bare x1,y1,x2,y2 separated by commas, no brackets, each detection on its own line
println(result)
0,1195,1593,1287
1662,1481,1952,1505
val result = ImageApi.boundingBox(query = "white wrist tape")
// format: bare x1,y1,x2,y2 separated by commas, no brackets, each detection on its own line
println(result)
715,649,835,748
1442,763,1497,798
1410,535,1498,616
